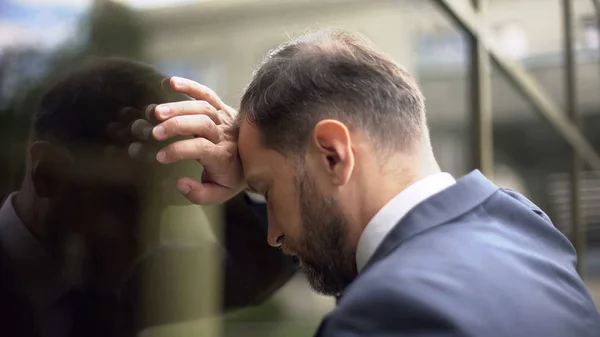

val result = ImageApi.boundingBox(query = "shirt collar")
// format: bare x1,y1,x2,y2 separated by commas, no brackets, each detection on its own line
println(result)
355,172,457,272
0,193,69,314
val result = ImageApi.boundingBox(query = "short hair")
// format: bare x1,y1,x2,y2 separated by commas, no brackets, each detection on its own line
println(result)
239,29,426,158
31,57,169,154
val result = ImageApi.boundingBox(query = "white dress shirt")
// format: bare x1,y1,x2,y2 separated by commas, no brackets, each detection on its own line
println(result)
355,172,456,272
245,191,266,203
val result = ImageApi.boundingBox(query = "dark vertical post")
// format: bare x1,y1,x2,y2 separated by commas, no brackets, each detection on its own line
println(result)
593,1,600,49
563,0,584,277
592,0,600,87
468,0,494,179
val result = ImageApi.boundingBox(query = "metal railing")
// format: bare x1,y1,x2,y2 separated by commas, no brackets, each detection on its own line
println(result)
432,0,600,277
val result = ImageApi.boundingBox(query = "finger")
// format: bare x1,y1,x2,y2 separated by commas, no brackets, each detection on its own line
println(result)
143,104,160,125
131,119,154,141
160,77,173,94
158,179,193,206
156,137,221,165
160,77,193,102
120,107,143,124
168,77,225,110
154,100,221,124
128,142,160,163
104,145,127,158
106,122,126,140
153,114,220,143
106,122,135,144
175,177,233,205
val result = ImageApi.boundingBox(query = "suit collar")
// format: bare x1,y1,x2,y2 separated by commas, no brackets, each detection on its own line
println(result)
360,170,499,274
356,172,456,272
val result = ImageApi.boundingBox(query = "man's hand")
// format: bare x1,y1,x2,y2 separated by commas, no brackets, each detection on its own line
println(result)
151,77,245,205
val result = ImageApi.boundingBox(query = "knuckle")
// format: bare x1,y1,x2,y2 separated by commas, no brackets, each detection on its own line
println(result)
225,106,238,118
221,148,234,162
196,115,213,133
169,143,184,161
191,81,204,94
197,114,211,124
193,139,208,155
170,117,183,131
186,114,207,130
198,100,211,110
206,90,216,100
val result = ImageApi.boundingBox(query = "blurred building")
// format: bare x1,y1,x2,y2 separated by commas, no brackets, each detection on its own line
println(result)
138,0,600,241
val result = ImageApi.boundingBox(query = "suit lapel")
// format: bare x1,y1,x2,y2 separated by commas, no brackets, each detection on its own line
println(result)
360,170,499,274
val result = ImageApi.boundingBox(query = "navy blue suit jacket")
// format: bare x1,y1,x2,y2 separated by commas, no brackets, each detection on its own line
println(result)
307,170,600,336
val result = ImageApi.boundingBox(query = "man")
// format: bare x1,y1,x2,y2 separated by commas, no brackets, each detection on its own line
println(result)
151,29,600,336
0,57,295,337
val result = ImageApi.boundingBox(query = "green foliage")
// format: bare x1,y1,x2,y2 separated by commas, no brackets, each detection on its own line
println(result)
84,0,147,60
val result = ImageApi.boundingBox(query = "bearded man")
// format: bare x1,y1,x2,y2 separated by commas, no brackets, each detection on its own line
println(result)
149,29,600,337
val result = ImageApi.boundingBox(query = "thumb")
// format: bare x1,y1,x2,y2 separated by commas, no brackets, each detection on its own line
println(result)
176,177,236,205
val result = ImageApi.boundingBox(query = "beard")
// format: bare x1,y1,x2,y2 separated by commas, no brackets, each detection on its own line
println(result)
45,198,88,287
46,194,138,292
291,170,357,297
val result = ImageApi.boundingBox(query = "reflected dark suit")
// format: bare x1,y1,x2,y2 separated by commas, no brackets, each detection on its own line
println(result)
0,193,296,337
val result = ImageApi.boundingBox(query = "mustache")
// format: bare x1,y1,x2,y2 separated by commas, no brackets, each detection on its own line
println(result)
278,239,299,257
280,246,296,256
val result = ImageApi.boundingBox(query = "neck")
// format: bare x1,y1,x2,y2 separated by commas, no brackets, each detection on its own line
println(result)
349,145,442,246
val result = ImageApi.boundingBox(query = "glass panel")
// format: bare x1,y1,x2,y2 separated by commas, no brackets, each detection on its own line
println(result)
413,1,471,177
2,0,600,335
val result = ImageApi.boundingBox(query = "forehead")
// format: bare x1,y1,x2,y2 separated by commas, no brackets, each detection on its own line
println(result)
238,121,288,182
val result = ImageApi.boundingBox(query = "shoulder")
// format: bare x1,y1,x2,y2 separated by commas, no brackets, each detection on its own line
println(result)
317,194,599,336
319,247,599,337
318,263,462,336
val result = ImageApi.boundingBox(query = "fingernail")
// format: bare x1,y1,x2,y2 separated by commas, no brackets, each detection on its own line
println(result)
177,183,191,194
156,151,167,163
172,76,185,88
153,125,165,139
156,105,170,116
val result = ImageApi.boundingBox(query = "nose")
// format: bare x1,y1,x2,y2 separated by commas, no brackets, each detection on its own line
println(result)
266,213,283,248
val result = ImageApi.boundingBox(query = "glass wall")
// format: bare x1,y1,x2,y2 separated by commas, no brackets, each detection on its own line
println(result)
1,0,598,336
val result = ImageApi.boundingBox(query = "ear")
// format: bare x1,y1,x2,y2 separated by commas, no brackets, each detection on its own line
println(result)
311,120,354,186
29,141,73,198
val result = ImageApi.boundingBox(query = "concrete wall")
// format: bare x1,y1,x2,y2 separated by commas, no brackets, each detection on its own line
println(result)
141,0,419,108
139,0,599,121
138,0,600,184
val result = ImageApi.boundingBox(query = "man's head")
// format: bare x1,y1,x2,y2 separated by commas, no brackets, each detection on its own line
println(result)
19,57,172,290
237,29,430,296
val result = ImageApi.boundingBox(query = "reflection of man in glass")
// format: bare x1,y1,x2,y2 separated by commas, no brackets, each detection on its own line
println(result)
0,58,295,337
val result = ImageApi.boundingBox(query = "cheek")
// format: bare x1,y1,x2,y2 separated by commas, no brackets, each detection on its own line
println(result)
267,187,302,237
78,198,139,244
88,212,132,241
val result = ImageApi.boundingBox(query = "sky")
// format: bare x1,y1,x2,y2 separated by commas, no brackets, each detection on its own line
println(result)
0,0,203,51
